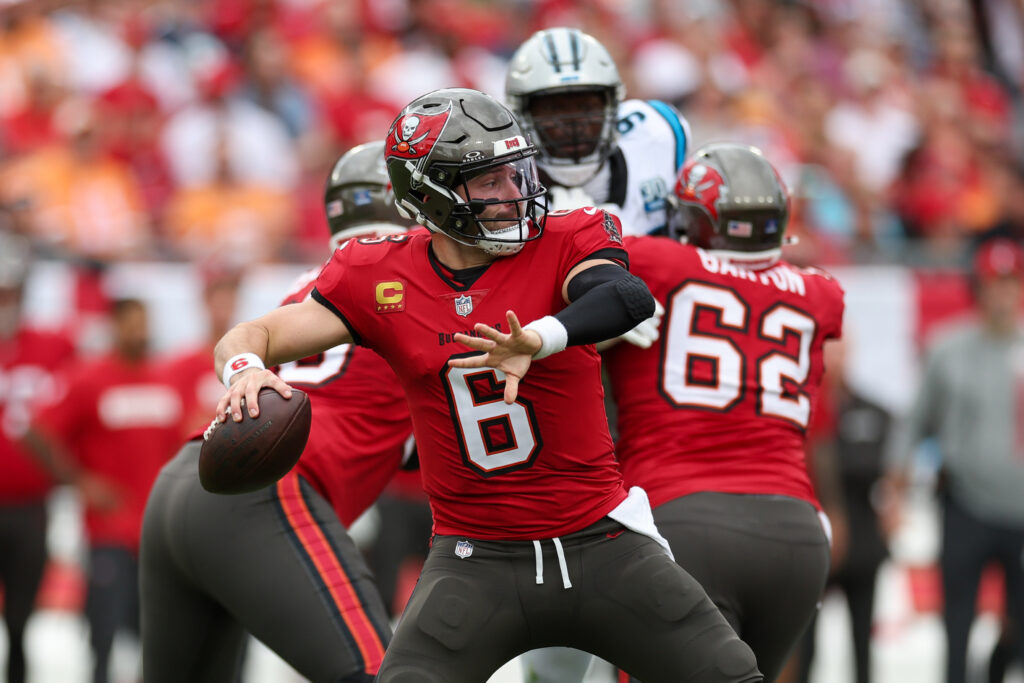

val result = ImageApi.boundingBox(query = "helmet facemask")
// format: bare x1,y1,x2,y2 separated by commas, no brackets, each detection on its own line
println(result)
448,156,547,256
505,28,625,188
522,88,618,187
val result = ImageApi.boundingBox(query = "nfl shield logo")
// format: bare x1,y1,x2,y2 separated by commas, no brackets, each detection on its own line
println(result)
454,294,473,317
455,540,474,559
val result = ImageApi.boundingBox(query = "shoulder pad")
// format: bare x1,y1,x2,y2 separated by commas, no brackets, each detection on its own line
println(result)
340,233,418,267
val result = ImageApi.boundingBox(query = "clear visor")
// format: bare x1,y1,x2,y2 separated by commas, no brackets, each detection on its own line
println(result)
460,156,544,206
452,156,547,255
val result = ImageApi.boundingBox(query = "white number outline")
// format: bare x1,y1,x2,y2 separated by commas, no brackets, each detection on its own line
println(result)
441,356,541,478
756,304,815,429
659,282,748,411
276,345,353,387
659,281,816,429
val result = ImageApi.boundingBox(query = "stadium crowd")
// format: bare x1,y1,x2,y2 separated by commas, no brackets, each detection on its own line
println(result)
0,0,1021,267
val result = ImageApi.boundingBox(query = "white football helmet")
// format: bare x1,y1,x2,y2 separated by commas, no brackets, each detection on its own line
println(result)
506,27,625,187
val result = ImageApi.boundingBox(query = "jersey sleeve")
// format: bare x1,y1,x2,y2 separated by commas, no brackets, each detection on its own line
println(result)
644,99,691,173
310,243,365,346
560,209,629,277
817,270,846,340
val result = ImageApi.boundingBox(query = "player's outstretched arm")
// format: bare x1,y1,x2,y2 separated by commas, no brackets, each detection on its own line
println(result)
449,311,541,405
215,297,353,422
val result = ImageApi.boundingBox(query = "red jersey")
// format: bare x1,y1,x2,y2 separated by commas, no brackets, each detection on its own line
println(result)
313,210,629,539
276,268,414,527
0,327,75,502
605,236,845,508
164,345,224,438
34,355,184,550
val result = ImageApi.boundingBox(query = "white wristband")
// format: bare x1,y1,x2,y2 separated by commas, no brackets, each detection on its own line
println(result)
523,315,568,360
222,353,266,388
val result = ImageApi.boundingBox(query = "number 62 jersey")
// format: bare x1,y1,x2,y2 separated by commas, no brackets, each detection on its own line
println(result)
604,235,845,509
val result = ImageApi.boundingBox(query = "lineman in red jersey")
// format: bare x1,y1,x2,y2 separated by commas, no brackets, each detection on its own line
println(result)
214,88,761,683
140,141,410,683
605,143,844,682
0,230,76,683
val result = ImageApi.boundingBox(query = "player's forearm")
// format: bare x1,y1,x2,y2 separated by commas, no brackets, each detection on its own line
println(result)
20,427,83,485
214,320,273,381
215,299,355,383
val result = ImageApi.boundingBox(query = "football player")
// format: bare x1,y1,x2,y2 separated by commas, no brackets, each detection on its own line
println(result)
139,141,413,683
214,88,762,683
604,143,844,682
505,27,690,238
507,28,688,679
23,298,184,683
0,229,76,683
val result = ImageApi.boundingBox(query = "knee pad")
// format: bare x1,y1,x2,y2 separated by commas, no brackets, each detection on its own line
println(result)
712,637,761,681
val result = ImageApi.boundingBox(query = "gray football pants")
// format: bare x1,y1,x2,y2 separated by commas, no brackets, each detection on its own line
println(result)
140,440,392,683
375,516,762,683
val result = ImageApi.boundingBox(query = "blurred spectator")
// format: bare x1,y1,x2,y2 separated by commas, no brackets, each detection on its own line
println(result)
21,298,184,683
163,122,294,262
0,1,66,121
96,71,174,230
798,338,894,683
0,63,66,155
883,238,1024,683
824,48,919,195
160,58,299,190
0,229,76,683
48,0,135,96
238,28,314,138
1,97,152,260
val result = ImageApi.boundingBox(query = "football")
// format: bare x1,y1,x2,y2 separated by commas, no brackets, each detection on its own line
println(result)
199,387,312,494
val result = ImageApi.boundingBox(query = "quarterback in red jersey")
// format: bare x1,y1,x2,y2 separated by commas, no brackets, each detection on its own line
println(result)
605,143,844,682
140,141,411,683
214,88,761,683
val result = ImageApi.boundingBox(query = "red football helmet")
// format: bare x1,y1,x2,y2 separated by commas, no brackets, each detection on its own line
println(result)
667,143,789,259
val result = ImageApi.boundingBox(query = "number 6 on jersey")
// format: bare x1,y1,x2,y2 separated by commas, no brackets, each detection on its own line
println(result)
442,362,541,477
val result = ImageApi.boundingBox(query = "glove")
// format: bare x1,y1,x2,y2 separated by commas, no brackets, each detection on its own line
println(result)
619,298,665,349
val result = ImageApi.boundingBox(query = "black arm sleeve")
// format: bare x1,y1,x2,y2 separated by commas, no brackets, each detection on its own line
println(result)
555,264,655,346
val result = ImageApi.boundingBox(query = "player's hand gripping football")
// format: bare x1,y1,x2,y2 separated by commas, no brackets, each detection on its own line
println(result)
448,311,541,404
216,367,294,423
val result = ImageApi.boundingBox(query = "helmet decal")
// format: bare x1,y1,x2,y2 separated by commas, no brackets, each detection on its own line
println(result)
387,103,453,159
668,143,788,260
676,161,725,222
